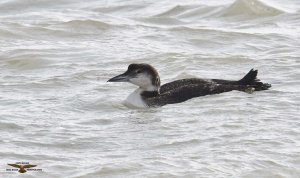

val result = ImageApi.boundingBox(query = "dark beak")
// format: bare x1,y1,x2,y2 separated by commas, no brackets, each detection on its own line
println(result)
107,72,129,82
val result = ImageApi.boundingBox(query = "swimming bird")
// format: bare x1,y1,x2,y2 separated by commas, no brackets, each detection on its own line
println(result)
7,164,37,173
107,63,271,108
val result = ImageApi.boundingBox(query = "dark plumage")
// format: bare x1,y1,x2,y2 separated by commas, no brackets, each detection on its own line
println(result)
108,64,271,107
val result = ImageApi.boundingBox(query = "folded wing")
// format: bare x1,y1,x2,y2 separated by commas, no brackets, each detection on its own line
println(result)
148,82,250,106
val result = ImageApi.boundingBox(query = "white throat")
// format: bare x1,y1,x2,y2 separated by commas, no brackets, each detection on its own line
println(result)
123,88,147,108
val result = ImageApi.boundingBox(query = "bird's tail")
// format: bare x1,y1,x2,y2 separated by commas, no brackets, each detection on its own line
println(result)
238,69,271,91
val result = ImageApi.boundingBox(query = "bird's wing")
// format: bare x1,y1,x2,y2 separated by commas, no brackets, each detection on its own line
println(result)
160,78,210,94
8,164,21,168
23,164,37,168
147,83,248,106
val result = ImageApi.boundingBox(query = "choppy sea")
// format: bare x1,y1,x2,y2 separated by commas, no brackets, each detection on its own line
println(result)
0,0,299,177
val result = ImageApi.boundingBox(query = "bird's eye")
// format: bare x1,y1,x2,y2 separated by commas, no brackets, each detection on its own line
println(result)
136,70,141,74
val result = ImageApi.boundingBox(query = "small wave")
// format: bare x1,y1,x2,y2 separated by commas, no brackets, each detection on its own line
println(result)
4,55,52,70
169,26,264,39
219,0,284,17
50,20,111,34
177,0,285,21
0,0,62,12
0,122,24,130
78,119,113,126
0,22,79,39
0,28,24,39
178,5,223,19
134,17,185,26
153,138,201,149
36,77,70,88
92,4,145,13
153,5,192,17
72,166,134,178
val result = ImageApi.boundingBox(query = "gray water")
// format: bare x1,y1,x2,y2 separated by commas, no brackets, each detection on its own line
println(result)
0,0,300,177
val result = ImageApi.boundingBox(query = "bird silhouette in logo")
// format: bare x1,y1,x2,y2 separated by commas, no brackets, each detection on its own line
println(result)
7,164,37,173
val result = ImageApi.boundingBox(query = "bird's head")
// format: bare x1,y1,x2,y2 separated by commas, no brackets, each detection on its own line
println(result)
108,63,160,91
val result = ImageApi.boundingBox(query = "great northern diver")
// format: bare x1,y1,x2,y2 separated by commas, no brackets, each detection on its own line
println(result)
107,63,271,108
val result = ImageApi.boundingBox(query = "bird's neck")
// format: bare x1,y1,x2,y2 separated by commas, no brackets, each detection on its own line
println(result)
139,85,160,98
140,90,159,98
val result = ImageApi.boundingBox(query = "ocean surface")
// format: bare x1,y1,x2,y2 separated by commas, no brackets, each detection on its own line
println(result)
0,0,299,177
